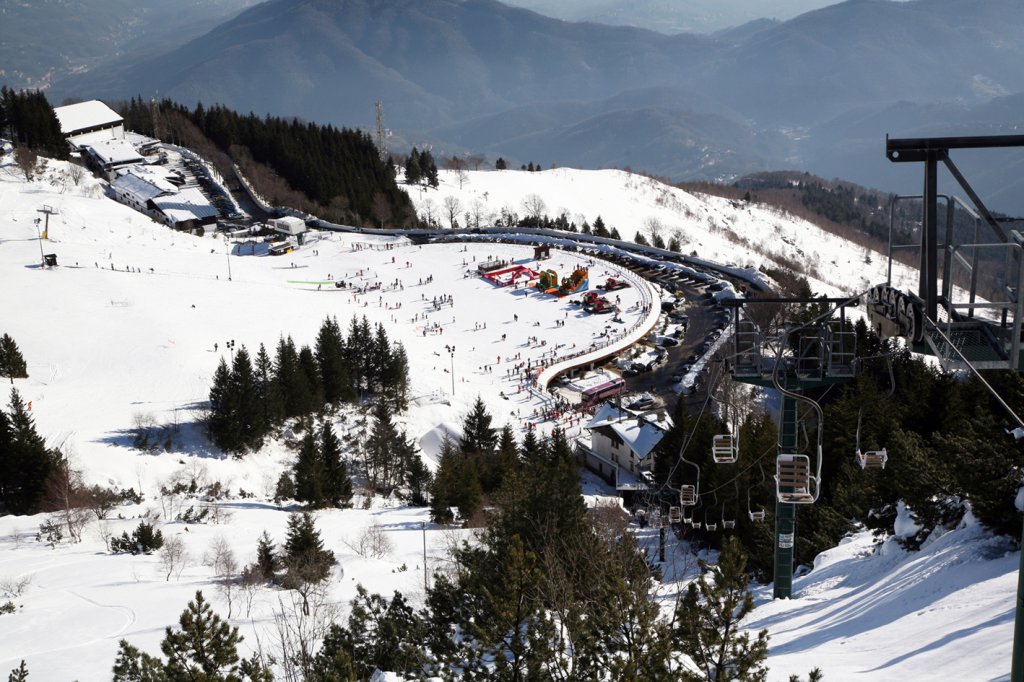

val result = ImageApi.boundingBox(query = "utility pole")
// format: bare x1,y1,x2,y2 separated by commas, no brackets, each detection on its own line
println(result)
225,238,233,281
375,100,387,162
422,521,428,593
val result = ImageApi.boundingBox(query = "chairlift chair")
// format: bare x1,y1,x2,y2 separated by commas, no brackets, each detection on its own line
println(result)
854,354,895,471
712,433,738,464
856,448,889,469
704,508,718,532
722,481,738,529
679,484,698,506
668,506,682,524
775,454,816,504
747,464,767,522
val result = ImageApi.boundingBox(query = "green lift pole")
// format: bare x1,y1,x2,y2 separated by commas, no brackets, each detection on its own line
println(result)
773,393,799,599
1013,516,1024,681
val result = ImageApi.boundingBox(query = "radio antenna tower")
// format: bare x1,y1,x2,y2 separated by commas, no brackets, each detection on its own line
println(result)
375,100,387,162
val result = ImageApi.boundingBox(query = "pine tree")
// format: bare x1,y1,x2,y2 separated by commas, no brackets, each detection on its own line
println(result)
294,431,326,508
7,660,28,682
112,590,270,681
0,388,56,515
429,436,460,523
592,215,609,238
0,333,28,382
283,512,335,592
255,531,280,582
254,343,285,430
315,316,352,406
610,227,621,240
206,357,236,452
495,157,507,170
230,346,264,452
321,422,352,508
674,536,769,682
404,147,422,185
460,396,497,459
634,231,649,246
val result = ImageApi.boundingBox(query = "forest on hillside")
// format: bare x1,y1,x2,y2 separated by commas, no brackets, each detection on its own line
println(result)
116,98,416,228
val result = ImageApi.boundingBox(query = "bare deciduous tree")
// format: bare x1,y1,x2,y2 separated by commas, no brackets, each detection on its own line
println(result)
205,535,239,617
343,522,393,559
159,535,189,582
43,454,91,543
522,193,547,221
270,588,340,681
14,146,38,181
442,195,462,229
68,163,85,186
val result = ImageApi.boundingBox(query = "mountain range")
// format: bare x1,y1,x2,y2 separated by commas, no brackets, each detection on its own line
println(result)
12,0,1024,212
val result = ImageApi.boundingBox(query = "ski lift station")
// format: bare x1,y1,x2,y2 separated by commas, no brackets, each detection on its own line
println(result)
270,216,308,244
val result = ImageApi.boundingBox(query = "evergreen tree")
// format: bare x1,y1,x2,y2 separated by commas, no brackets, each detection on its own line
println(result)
0,333,28,382
610,227,621,240
7,661,28,682
364,398,403,494
317,586,427,680
460,396,498,460
382,342,410,411
674,536,769,682
592,215,609,238
0,388,57,515
112,590,271,681
254,343,284,430
321,421,352,508
297,345,323,412
275,335,313,419
315,316,352,406
230,346,264,452
255,531,280,582
294,431,326,508
369,323,393,395
495,157,507,170
404,147,422,185
430,436,460,523
283,512,335,590
206,357,237,452
634,231,649,246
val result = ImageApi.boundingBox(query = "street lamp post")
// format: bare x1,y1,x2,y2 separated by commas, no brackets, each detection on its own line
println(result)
34,218,45,264
446,345,455,396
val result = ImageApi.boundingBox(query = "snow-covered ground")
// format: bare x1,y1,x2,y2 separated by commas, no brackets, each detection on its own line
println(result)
408,168,922,300
0,155,1017,680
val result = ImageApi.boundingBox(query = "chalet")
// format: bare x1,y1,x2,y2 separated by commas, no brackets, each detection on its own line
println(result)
110,166,218,231
577,402,671,494
82,138,146,179
53,100,125,145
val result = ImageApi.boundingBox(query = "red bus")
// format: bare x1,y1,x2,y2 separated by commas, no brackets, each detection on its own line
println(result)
579,377,626,408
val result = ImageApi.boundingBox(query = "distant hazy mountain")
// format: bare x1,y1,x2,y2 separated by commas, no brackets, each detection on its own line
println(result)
38,0,1024,211
0,0,258,91
501,0,843,34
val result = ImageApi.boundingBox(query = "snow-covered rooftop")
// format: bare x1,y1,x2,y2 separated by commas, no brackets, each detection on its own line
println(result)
150,186,219,223
53,100,123,135
111,173,170,203
84,138,144,167
586,402,668,460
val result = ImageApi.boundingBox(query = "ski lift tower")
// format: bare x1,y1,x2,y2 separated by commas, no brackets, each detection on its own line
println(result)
871,133,1024,681
722,295,859,599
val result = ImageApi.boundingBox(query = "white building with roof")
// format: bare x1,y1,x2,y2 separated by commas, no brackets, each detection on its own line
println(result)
110,166,219,231
53,100,125,145
578,402,671,491
82,138,146,179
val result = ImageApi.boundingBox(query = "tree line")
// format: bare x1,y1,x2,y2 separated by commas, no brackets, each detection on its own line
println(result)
105,423,804,682
206,315,409,456
117,98,416,228
0,87,67,160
